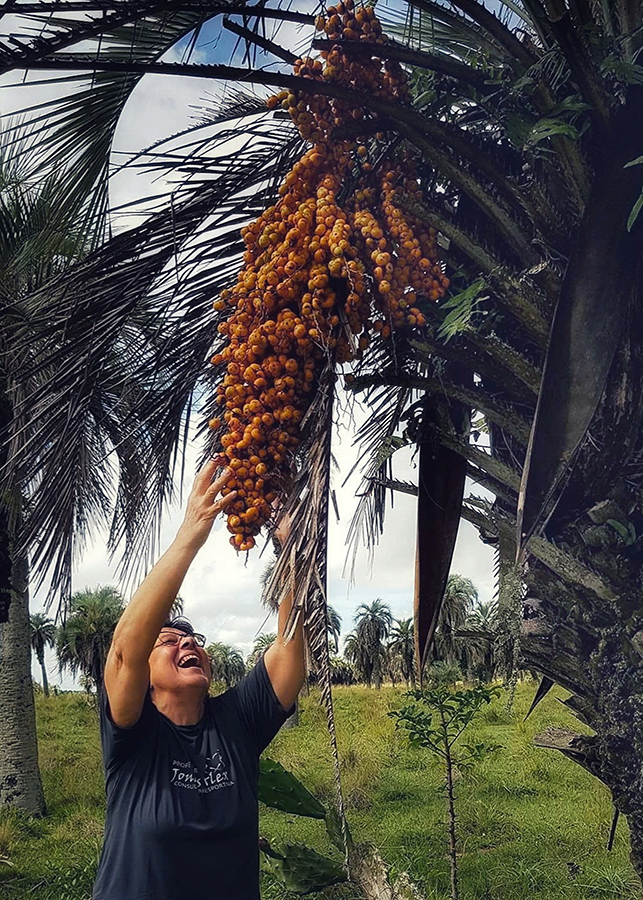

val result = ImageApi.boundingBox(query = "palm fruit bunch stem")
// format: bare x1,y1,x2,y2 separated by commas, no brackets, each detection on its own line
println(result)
210,0,450,551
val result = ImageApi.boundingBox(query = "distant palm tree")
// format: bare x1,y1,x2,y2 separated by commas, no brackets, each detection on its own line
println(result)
467,600,498,633
384,645,400,686
342,631,364,683
29,614,56,697
353,599,393,689
329,657,356,686
56,586,125,693
433,575,478,669
388,618,415,687
326,605,342,655
206,642,246,689
247,632,277,668
462,600,499,683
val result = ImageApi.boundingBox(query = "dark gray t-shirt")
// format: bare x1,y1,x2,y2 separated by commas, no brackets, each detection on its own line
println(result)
93,657,290,900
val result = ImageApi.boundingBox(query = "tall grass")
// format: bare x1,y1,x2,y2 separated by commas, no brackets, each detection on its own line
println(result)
0,683,639,900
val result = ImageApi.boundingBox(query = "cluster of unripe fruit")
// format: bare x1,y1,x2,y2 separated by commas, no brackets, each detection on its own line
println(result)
210,0,449,550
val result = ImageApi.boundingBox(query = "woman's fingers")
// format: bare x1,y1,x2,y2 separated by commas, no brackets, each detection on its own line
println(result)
206,465,234,497
195,458,219,487
212,491,238,514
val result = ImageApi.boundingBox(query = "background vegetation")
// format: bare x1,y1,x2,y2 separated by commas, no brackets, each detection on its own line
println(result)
0,682,637,900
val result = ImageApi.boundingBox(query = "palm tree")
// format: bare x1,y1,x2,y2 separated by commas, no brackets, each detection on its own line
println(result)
432,575,479,670
352,599,393,689
342,631,365,685
29,614,56,698
460,601,499,684
56,586,125,693
467,601,498,634
0,125,112,815
7,0,643,880
247,632,277,669
206,642,246,689
329,656,356,686
0,111,243,816
388,618,415,687
326,605,342,656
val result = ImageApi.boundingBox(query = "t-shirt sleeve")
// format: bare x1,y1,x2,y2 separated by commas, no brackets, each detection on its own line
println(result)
99,683,157,777
226,655,294,755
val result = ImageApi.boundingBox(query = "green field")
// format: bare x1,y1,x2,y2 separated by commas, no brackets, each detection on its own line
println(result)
0,682,639,900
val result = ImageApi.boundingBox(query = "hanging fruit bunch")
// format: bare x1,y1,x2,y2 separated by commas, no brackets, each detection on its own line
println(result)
210,0,450,551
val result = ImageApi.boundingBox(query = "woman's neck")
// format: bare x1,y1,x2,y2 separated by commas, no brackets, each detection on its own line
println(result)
150,688,206,725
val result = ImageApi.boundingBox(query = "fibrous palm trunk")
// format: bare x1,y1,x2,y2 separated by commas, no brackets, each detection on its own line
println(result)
0,548,46,814
37,647,50,698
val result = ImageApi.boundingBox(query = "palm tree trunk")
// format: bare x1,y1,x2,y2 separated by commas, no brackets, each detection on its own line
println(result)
37,650,50,698
0,548,46,814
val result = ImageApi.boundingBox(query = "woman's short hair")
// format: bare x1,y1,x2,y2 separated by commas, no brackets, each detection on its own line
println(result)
161,616,196,635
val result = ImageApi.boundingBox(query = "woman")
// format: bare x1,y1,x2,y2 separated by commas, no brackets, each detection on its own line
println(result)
92,460,305,900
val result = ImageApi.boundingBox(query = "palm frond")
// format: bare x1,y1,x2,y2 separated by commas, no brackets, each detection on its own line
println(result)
3,114,302,609
344,384,410,579
261,369,351,868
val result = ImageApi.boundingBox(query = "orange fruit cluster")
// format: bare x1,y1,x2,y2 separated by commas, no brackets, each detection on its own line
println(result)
210,0,449,550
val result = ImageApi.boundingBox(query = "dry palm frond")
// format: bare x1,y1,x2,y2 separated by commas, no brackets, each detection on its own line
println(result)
261,368,351,871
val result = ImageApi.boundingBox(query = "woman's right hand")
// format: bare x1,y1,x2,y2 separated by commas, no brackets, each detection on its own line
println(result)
176,459,237,551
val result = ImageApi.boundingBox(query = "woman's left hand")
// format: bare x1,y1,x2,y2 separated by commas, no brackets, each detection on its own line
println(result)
176,459,237,551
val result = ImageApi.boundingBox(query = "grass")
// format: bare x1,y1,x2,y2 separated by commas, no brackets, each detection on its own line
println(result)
0,682,639,900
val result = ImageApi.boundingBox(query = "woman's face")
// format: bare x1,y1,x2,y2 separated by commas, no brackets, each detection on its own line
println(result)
149,628,212,695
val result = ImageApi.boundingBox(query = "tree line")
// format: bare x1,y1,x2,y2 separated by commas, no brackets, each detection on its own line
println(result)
30,574,506,697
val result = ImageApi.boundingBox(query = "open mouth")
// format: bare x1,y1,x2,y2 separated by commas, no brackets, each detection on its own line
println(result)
177,654,203,671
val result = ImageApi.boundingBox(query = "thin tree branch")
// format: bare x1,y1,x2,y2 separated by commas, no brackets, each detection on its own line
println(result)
349,369,531,444
450,0,539,68
437,431,522,492
0,0,196,73
409,336,538,404
222,16,298,65
311,37,499,93
405,0,507,60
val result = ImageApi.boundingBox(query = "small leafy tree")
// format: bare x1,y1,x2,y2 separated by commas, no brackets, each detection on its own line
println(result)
426,660,463,688
390,685,502,900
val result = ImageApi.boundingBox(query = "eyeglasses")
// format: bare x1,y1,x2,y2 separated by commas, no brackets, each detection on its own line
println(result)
156,631,206,648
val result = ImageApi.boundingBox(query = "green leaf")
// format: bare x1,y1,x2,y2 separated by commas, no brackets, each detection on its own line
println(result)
525,118,580,147
259,758,326,819
437,278,488,342
262,842,347,894
325,806,351,853
627,190,643,233
605,519,637,545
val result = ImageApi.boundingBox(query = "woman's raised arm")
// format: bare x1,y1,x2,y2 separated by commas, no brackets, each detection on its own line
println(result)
104,461,236,728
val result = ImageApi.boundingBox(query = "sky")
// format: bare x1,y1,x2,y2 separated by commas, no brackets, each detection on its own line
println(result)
0,5,497,690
